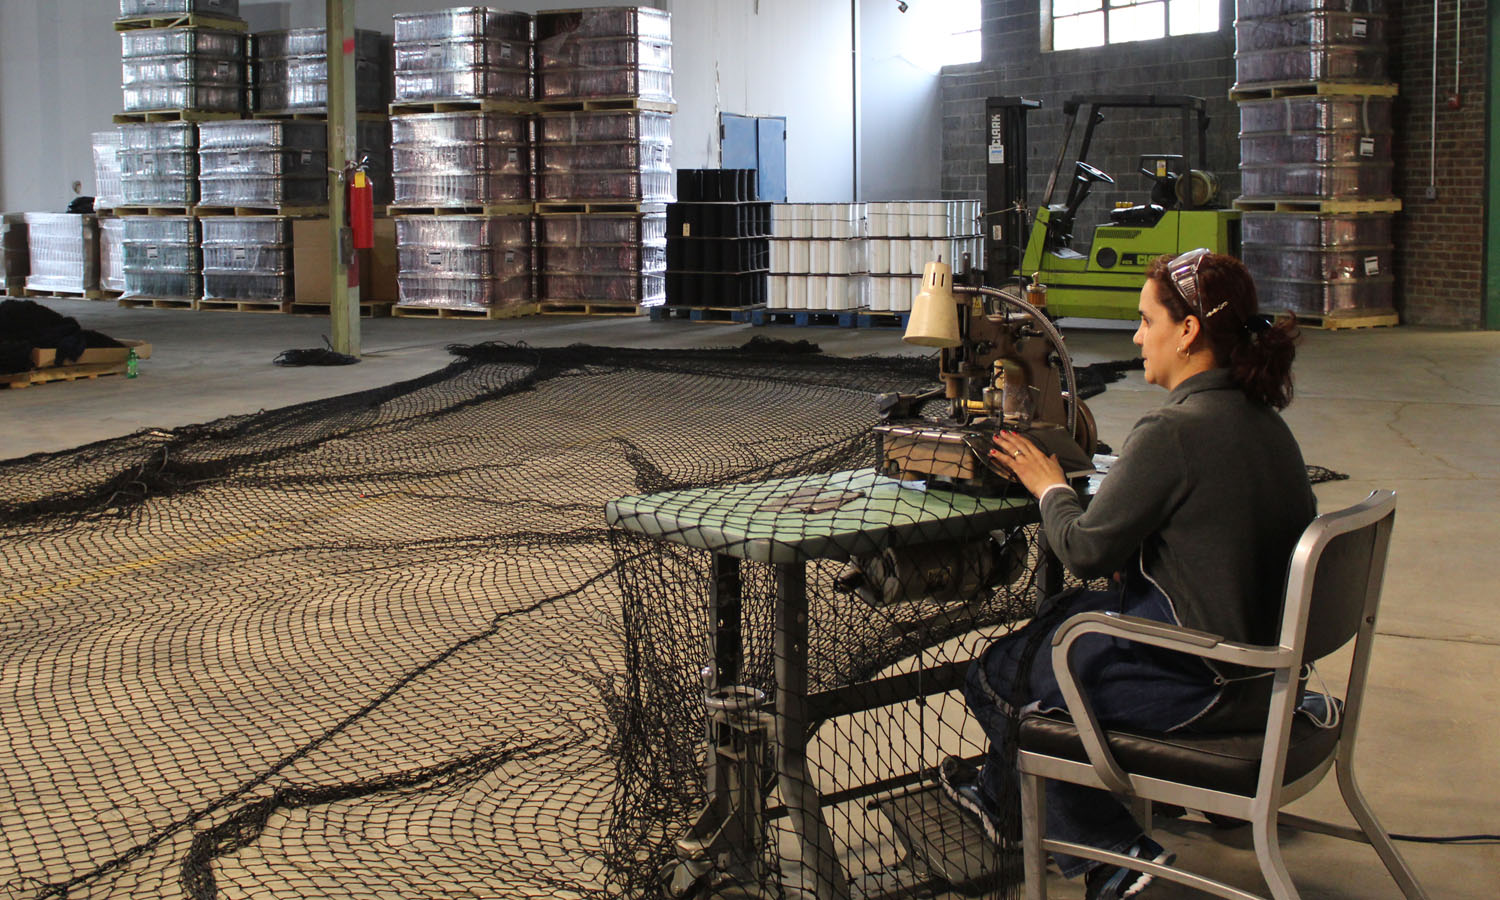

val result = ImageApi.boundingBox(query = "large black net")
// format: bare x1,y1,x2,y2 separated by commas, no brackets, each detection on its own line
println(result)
4,342,1101,900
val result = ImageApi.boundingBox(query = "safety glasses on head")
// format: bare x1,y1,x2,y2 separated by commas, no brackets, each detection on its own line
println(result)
1167,247,1228,320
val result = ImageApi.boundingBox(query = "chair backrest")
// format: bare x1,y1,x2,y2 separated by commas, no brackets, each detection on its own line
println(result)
1280,490,1397,666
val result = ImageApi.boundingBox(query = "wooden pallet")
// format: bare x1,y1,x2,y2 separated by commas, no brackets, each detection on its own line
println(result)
110,206,194,217
393,302,538,320
1229,81,1399,102
113,110,243,124
252,110,389,121
1296,310,1399,330
534,200,663,214
287,299,395,318
19,287,105,300
195,298,291,314
114,13,247,31
2,361,130,390
193,205,329,218
386,203,534,217
649,304,760,324
101,289,126,301
538,300,642,317
388,98,536,116
118,295,195,310
534,97,676,113
750,307,858,328
1233,197,1403,214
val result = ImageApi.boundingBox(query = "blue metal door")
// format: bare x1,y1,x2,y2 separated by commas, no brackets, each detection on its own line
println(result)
720,113,787,202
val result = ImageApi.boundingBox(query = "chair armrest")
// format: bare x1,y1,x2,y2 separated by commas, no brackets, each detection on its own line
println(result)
1047,612,1295,795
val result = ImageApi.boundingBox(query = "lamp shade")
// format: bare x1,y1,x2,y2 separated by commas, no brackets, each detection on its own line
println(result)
903,259,961,348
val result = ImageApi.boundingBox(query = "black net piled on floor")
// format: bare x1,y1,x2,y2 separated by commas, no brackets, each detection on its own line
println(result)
0,342,1072,900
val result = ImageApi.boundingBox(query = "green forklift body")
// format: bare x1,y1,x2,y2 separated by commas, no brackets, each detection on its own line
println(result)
1020,207,1242,319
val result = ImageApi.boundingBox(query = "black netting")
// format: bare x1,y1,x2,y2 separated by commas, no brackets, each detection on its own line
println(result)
3,342,1095,900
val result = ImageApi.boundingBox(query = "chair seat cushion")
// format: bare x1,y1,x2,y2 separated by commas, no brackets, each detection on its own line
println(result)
1018,712,1342,796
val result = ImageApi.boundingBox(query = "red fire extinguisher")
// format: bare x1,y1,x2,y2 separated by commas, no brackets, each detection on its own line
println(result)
348,166,374,250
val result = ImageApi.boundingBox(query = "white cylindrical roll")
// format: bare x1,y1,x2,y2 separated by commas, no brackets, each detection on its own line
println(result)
769,274,788,308
806,275,828,309
810,240,830,273
790,239,810,273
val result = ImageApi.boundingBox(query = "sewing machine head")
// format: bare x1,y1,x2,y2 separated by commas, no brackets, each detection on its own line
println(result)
874,260,1097,494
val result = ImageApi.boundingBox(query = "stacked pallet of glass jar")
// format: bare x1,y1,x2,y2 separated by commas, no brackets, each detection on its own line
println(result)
388,8,536,317
1232,0,1398,326
662,169,768,317
193,28,392,311
865,200,983,314
111,0,248,307
92,131,127,297
767,204,870,313
533,7,673,314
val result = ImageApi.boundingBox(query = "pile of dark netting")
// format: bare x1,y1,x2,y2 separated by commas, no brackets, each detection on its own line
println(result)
0,342,1344,900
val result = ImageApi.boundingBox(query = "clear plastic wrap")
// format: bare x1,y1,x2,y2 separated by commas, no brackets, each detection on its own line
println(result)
393,38,530,72
123,270,201,299
538,141,670,173
542,243,665,272
1237,0,1388,17
1255,275,1394,315
391,143,529,175
538,170,672,202
2,215,28,281
199,175,326,206
1238,95,1393,134
538,110,671,144
202,272,293,301
122,242,199,272
121,28,244,59
1239,162,1393,197
120,174,196,206
253,57,387,112
93,131,125,211
537,212,666,245
200,215,293,245
1235,47,1387,85
540,271,662,302
395,215,531,247
118,121,196,150
123,84,244,113
398,245,529,277
99,218,126,292
119,0,239,16
201,244,293,273
1239,131,1390,165
1242,244,1392,281
118,148,197,178
393,172,532,206
536,7,671,41
397,273,532,307
24,214,99,293
254,27,383,60
121,215,199,298
1240,211,1392,246
391,111,531,145
394,68,532,102
199,148,325,176
122,216,196,243
1235,13,1386,52
199,118,324,150
537,65,671,101
537,35,671,69
393,8,534,43
122,56,242,87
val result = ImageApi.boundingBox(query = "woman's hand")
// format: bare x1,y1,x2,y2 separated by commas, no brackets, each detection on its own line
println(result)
990,431,1067,500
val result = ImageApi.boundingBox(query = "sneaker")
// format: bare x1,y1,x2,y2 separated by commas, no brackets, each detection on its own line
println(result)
937,756,1006,846
1083,835,1175,899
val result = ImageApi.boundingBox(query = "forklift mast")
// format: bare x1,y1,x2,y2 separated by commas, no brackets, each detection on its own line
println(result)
983,96,1040,286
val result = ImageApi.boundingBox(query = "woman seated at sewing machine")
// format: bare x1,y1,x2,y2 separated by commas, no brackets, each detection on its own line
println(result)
943,249,1315,900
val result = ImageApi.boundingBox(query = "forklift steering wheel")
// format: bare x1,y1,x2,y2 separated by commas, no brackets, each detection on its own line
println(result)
1074,161,1115,185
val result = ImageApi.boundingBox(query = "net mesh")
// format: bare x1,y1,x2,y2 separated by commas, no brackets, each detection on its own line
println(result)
0,342,1345,900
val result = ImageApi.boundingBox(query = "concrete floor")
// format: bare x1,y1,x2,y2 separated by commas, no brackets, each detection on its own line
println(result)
3,299,1498,897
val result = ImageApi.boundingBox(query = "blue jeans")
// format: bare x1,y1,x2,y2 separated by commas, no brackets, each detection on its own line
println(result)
963,583,1222,878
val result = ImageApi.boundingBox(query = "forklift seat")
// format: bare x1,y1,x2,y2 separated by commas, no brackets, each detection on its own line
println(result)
1107,204,1166,227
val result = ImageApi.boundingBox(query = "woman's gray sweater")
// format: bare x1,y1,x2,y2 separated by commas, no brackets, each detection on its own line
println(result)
1039,368,1316,655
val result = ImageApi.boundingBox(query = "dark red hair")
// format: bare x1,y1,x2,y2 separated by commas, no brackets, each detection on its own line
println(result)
1145,252,1299,410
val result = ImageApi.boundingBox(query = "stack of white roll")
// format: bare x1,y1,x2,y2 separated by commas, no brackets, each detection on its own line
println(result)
866,200,983,312
767,203,869,310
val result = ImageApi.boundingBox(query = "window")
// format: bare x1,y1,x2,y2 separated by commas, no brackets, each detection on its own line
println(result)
947,0,982,64
901,0,982,70
1046,0,1219,52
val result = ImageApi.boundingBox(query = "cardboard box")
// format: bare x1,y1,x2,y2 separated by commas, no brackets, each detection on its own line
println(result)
292,218,396,303
30,339,151,370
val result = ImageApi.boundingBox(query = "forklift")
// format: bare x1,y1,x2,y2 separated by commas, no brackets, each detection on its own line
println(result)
983,94,1241,320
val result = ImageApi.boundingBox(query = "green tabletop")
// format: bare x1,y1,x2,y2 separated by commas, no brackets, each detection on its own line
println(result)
605,468,1036,564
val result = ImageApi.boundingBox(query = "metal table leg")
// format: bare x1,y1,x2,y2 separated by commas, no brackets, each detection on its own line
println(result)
775,562,851,900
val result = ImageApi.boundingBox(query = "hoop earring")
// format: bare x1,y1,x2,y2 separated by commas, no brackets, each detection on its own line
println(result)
1177,345,1188,358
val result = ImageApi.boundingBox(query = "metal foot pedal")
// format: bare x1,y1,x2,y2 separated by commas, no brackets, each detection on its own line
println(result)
870,783,1014,895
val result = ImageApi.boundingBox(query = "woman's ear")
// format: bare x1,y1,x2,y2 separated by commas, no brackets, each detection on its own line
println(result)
1181,313,1203,350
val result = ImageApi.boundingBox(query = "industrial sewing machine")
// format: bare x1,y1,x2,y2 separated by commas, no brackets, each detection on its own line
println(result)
874,259,1098,496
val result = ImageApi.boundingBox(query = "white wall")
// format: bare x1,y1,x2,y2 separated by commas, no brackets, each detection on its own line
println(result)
0,0,944,210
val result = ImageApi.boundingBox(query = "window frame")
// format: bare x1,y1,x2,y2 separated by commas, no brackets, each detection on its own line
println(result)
1041,0,1218,53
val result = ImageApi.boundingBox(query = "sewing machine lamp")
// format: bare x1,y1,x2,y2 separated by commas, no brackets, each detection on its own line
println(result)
903,260,962,348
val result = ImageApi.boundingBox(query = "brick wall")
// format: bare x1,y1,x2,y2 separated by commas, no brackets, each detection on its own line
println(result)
1392,0,1488,327
941,0,1240,235
942,0,1492,327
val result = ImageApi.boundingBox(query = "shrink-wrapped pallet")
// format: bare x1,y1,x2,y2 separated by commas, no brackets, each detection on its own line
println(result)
24,213,99,294
118,122,198,207
120,27,244,113
119,0,239,17
391,111,531,207
535,7,672,102
93,131,125,212
122,216,200,299
99,218,126,293
392,8,533,102
395,215,532,309
253,28,388,113
200,216,293,301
